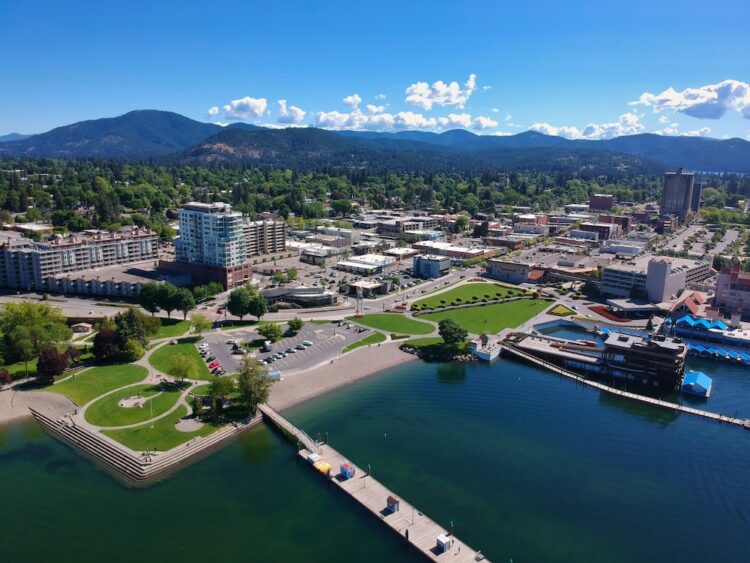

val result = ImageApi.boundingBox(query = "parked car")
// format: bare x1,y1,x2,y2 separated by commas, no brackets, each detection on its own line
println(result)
302,341,313,347
295,344,305,350
205,355,215,362
232,348,244,355
226,339,236,345
208,361,220,369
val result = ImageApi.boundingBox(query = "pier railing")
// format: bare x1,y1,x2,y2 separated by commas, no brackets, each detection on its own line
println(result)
259,404,321,453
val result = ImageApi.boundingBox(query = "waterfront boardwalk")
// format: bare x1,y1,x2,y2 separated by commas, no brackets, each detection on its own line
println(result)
260,406,487,562
502,344,750,430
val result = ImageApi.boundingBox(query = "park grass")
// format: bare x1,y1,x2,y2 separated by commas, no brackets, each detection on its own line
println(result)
403,336,443,348
46,364,148,406
102,405,221,451
3,359,38,380
342,331,387,354
84,383,183,427
219,319,258,330
413,282,523,309
347,314,433,335
149,342,213,380
422,299,551,334
151,319,191,339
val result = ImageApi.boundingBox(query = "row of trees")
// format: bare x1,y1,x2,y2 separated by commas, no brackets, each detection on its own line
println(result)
139,282,195,319
194,356,273,416
227,286,267,321
93,308,159,363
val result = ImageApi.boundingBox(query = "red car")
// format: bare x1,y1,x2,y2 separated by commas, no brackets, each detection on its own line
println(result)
208,361,220,369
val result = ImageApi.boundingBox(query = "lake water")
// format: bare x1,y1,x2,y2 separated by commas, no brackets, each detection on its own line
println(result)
2,354,750,562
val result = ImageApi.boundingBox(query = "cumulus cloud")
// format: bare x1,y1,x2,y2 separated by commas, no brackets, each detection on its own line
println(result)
207,106,219,117
342,93,362,108
472,116,499,130
365,104,385,115
655,122,711,137
530,112,644,140
405,74,477,110
437,113,472,128
277,99,306,124
491,107,500,113
374,93,387,100
631,79,750,120
684,127,711,137
222,96,268,120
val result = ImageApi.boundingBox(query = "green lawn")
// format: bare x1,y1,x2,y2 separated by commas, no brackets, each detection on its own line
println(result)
342,331,387,353
84,383,183,427
413,282,523,309
149,341,213,380
348,314,433,335
152,319,191,339
46,364,148,406
403,336,444,348
102,405,221,451
422,299,551,334
3,359,38,380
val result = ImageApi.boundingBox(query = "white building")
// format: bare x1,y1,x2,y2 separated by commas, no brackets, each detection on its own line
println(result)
175,202,247,268
336,253,395,275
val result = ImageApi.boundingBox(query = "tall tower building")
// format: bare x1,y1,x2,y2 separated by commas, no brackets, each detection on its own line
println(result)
660,169,695,221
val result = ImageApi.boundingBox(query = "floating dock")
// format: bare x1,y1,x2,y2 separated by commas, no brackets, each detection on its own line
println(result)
259,405,488,562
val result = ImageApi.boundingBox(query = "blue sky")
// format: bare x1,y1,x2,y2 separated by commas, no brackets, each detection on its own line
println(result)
2,0,749,140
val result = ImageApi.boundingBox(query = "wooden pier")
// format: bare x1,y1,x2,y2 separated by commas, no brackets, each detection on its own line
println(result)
260,405,488,562
501,344,750,430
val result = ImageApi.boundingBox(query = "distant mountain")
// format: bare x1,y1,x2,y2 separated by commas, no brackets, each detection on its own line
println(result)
0,110,222,158
0,133,31,143
1,109,749,173
184,126,662,175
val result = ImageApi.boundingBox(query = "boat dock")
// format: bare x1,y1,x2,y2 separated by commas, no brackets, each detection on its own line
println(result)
500,344,750,430
259,405,488,562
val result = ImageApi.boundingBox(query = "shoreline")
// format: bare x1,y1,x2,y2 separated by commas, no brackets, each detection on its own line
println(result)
269,341,418,412
0,390,76,426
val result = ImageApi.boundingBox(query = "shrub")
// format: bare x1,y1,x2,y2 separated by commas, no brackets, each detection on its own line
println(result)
122,339,145,362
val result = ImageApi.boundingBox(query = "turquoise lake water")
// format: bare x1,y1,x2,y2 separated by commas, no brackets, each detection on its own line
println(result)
2,354,750,562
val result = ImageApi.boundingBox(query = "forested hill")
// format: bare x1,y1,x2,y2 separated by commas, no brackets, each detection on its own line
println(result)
1,109,749,173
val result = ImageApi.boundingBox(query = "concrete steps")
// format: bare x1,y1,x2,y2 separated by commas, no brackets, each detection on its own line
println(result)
29,408,260,483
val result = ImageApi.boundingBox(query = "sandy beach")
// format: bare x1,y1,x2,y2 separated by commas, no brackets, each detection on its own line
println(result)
269,341,418,411
0,389,76,425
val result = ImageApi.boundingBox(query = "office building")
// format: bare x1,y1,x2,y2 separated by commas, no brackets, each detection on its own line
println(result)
715,264,750,320
661,169,695,221
244,219,287,256
589,193,615,211
412,254,451,279
690,181,703,213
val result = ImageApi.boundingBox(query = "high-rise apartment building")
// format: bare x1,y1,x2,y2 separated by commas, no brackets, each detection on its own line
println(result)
174,202,287,288
660,169,695,221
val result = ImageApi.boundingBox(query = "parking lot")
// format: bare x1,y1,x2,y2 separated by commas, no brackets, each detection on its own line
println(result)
198,321,368,375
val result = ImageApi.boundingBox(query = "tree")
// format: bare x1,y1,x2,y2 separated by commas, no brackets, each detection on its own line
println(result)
157,283,178,318
123,339,145,362
287,317,304,335
438,318,468,348
248,294,268,321
209,376,236,402
169,354,197,384
191,313,212,336
286,267,298,281
138,282,161,316
114,308,147,347
237,356,273,414
93,328,117,363
0,301,71,365
37,348,68,381
455,215,470,232
7,326,35,377
227,286,253,320
258,322,283,342
174,287,196,320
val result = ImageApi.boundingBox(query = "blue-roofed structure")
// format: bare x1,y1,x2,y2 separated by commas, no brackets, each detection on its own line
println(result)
681,371,713,398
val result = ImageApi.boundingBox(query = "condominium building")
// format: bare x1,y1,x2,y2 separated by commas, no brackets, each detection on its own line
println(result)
0,226,158,295
244,219,287,256
175,202,247,267
661,169,695,221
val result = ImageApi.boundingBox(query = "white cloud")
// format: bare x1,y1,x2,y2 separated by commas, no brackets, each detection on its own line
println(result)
405,74,477,110
631,79,750,120
365,104,385,115
207,106,219,117
655,123,680,136
437,113,472,129
505,113,512,121
683,127,711,137
277,99,306,124
374,93,387,100
222,96,268,120
658,115,670,124
482,85,492,91
530,112,644,140
655,122,712,137
491,107,500,113
472,116,499,130
342,93,362,108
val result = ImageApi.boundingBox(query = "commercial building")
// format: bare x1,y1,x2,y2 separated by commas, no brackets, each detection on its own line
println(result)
579,222,621,241
589,193,615,211
336,253,395,275
600,255,711,302
412,254,451,279
691,181,703,213
486,258,537,284
411,241,496,261
261,286,337,307
602,332,687,388
661,169,695,221
0,226,159,296
714,264,750,320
